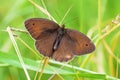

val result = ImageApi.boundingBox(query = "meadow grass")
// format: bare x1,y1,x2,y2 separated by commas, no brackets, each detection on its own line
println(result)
0,0,120,80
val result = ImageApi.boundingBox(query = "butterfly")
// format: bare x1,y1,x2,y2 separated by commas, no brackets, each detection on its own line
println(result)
24,18,95,62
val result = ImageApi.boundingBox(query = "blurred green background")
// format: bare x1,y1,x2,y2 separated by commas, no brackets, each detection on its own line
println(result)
0,0,120,80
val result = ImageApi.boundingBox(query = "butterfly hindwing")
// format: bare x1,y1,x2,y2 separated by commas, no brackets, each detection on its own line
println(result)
52,33,74,62
35,31,57,57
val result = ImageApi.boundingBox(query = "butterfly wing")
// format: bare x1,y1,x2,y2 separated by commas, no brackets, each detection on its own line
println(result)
25,18,59,40
24,18,59,57
52,34,74,62
52,29,95,62
66,29,95,55
35,31,57,57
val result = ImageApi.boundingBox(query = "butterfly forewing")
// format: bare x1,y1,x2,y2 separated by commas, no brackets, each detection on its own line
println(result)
25,18,59,40
67,29,95,55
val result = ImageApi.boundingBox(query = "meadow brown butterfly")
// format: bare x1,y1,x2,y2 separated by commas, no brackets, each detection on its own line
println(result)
24,18,95,62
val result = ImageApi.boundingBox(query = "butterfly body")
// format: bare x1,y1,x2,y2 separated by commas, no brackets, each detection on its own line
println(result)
25,18,95,62
53,25,66,51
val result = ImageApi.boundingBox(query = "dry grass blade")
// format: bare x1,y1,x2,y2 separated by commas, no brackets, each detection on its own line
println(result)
7,27,30,80
28,0,56,22
103,40,120,63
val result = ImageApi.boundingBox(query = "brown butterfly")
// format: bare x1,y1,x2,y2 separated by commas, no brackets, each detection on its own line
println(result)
24,18,95,62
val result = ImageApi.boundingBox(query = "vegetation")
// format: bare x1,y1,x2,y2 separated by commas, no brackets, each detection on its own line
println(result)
0,0,120,80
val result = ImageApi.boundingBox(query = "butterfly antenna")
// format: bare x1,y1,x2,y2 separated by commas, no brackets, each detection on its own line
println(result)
59,5,73,25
